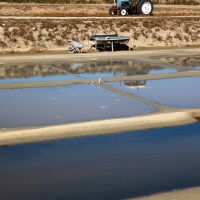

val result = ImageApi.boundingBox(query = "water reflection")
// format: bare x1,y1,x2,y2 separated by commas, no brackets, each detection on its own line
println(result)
107,77,200,108
66,61,170,76
0,61,175,84
0,63,75,83
0,64,63,79
0,123,200,200
124,80,146,89
156,56,200,70
0,84,155,128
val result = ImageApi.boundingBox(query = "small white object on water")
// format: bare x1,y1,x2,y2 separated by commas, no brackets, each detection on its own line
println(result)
100,106,108,109
98,78,101,84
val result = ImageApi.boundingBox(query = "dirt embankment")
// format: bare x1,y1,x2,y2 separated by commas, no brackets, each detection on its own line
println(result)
1,3,200,16
0,17,200,54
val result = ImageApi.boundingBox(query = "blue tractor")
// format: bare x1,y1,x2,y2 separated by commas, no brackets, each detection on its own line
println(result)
109,0,153,16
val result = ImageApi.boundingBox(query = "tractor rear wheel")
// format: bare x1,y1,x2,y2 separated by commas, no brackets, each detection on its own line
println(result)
119,8,128,16
137,0,153,15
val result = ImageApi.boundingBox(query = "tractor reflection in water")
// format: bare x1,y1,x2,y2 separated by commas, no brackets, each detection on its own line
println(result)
124,80,146,90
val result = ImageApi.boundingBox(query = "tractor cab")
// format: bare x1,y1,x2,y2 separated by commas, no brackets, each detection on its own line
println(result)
117,0,130,9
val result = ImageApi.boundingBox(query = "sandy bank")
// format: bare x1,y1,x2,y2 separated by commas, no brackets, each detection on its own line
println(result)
0,16,200,54
132,186,200,200
0,4,200,17
0,110,199,146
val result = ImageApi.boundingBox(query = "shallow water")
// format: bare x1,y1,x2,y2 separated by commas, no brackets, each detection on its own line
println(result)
0,84,155,128
0,123,200,200
156,56,200,70
0,61,175,84
106,77,200,108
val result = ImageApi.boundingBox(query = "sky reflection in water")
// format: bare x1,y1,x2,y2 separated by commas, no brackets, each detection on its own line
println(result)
0,123,200,200
0,84,155,128
106,77,200,108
